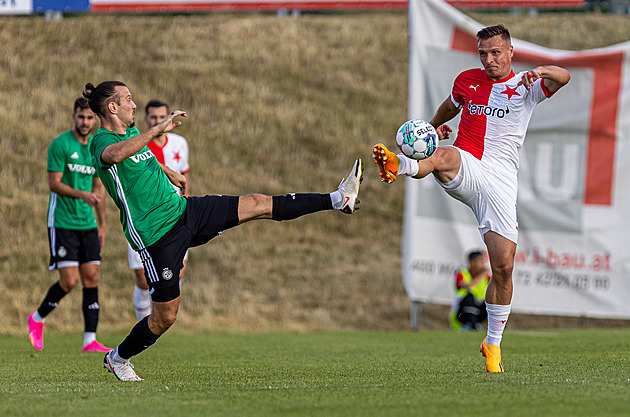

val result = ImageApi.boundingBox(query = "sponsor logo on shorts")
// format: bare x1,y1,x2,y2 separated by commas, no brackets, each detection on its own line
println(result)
58,246,67,258
162,268,173,280
467,102,510,118
87,302,100,310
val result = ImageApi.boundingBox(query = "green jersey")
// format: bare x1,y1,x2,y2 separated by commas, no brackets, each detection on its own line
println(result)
47,130,97,230
89,126,186,251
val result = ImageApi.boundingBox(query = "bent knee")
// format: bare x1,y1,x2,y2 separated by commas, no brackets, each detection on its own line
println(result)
238,194,272,222
152,313,177,334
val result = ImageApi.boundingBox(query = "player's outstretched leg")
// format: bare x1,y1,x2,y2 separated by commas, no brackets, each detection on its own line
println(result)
372,143,399,183
337,158,363,214
480,337,504,373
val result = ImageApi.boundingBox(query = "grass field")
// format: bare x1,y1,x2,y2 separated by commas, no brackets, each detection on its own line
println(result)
2,329,629,416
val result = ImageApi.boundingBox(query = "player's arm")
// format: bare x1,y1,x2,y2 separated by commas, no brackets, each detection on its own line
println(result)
181,172,189,197
430,97,460,140
48,171,102,207
92,176,107,247
100,111,187,164
521,65,571,94
160,163,187,192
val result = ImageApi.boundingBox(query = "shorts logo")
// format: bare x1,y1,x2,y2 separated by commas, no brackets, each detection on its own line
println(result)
58,246,67,258
162,268,173,280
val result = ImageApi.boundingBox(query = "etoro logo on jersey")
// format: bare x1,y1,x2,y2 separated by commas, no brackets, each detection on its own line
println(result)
467,102,510,118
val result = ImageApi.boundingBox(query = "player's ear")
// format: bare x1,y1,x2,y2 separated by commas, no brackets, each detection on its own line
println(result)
107,101,117,115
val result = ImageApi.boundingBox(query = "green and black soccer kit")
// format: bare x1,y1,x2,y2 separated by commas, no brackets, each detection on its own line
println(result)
38,130,101,332
91,126,333,359
47,130,101,269
90,127,334,304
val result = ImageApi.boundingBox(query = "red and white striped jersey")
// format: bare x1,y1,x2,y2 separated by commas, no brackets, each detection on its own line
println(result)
450,69,553,173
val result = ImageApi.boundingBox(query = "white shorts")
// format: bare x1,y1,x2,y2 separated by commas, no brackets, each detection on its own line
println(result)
127,242,188,270
436,147,518,243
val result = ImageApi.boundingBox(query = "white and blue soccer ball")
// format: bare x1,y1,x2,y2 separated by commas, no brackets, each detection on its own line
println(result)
396,119,438,160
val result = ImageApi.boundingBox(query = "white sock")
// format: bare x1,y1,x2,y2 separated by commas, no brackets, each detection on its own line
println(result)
32,311,45,322
330,190,342,210
397,154,419,177
486,303,511,346
84,332,96,346
110,346,128,363
133,285,152,322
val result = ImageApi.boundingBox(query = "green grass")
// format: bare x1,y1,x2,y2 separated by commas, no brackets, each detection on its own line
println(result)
2,329,629,416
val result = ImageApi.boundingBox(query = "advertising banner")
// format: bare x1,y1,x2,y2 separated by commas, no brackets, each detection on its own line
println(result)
0,0,32,14
404,0,630,318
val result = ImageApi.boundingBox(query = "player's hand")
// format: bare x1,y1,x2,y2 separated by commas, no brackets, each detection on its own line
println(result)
519,67,543,91
169,171,187,191
82,191,102,207
157,110,187,134
436,124,452,140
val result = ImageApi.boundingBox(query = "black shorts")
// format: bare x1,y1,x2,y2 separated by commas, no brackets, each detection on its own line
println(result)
143,195,240,302
48,227,101,270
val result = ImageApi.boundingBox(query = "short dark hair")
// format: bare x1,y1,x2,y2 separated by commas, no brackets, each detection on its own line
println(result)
82,81,127,117
73,97,90,114
145,99,169,114
468,251,483,262
476,24,511,43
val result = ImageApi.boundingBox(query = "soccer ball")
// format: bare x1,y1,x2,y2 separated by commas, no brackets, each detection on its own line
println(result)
396,119,438,160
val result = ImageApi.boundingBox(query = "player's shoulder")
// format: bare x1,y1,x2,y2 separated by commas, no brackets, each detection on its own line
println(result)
49,130,73,148
166,132,188,144
455,68,486,83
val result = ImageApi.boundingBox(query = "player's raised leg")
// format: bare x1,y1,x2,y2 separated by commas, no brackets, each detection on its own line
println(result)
372,143,460,184
480,231,516,373
238,158,363,223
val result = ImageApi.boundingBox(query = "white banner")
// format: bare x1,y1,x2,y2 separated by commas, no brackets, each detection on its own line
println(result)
0,0,32,14
404,0,630,318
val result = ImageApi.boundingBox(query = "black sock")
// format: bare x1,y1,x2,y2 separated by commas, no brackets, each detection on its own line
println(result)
272,193,333,221
83,287,99,333
37,281,68,318
117,316,160,360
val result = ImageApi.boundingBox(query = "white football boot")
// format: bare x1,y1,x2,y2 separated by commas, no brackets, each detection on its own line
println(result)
104,351,144,381
338,158,363,214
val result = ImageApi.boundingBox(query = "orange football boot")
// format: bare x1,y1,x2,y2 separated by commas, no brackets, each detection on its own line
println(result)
372,143,399,184
480,337,504,373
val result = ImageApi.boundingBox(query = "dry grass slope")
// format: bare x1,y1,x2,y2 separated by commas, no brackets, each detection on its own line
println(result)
0,11,628,334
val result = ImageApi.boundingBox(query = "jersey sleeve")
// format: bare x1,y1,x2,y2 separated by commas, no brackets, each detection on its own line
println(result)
47,136,66,173
90,132,118,170
450,72,469,110
518,71,549,106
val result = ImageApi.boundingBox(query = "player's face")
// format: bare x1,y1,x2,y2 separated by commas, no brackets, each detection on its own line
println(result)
478,35,513,81
72,108,96,137
115,86,137,128
145,106,169,129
